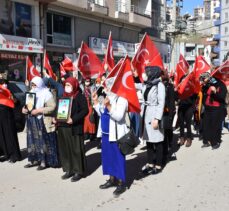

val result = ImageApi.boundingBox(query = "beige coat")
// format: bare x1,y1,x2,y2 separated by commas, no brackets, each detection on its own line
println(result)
43,97,56,133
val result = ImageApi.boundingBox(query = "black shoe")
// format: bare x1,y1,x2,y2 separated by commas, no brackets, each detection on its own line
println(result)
113,184,126,197
212,143,220,150
24,162,39,168
201,143,210,148
151,167,162,175
71,173,82,182
37,165,46,171
99,180,116,189
61,172,74,180
141,165,153,175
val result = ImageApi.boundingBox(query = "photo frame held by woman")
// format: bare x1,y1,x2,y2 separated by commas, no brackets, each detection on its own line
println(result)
25,92,36,113
56,97,72,122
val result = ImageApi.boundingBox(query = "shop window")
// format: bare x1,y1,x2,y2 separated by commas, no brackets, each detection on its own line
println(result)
0,0,32,37
46,12,73,47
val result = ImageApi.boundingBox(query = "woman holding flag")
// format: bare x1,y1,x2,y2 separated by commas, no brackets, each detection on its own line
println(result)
92,88,129,197
0,79,21,163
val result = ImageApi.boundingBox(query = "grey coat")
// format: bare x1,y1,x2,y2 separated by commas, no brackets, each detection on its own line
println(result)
137,81,166,143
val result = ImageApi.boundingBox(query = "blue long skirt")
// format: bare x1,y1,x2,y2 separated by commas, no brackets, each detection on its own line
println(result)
101,108,126,182
27,116,59,167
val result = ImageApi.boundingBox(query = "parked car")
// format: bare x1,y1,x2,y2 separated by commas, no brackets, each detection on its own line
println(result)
8,81,27,132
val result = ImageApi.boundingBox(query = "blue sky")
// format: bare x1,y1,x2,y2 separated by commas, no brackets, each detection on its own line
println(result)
182,0,203,15
167,0,203,15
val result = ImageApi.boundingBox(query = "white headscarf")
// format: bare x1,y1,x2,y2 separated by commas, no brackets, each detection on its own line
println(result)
31,77,53,118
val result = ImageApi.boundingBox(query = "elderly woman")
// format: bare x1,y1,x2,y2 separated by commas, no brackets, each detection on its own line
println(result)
136,66,165,175
58,77,88,182
22,76,59,170
92,90,129,197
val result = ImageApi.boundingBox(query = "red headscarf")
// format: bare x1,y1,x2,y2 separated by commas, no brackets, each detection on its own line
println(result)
63,77,79,98
0,85,14,108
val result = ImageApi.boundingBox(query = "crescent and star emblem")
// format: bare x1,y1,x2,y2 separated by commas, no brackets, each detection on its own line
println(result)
136,48,149,63
81,54,90,66
122,71,133,90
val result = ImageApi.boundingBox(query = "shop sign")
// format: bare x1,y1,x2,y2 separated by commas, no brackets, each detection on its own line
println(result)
89,36,137,57
0,34,43,53
0,53,26,60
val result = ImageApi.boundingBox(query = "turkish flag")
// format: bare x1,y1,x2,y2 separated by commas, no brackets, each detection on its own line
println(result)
77,42,104,79
60,63,66,77
44,52,57,80
0,85,14,108
177,71,196,100
104,32,115,72
26,56,41,81
192,55,211,93
211,60,229,85
111,56,141,113
61,56,73,71
103,58,124,88
174,54,189,87
131,33,164,82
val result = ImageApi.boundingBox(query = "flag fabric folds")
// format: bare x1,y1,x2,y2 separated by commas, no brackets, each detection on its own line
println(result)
111,56,141,113
26,56,41,81
131,33,164,82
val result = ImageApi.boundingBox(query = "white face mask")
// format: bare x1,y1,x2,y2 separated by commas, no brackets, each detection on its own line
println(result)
142,73,148,82
95,84,100,88
85,82,90,86
2,84,7,88
65,86,72,93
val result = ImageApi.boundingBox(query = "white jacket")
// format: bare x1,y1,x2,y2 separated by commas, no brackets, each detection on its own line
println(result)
94,95,129,142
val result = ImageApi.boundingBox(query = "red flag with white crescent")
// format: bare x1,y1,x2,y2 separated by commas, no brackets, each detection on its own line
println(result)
211,60,229,85
77,42,104,78
44,52,57,80
104,32,115,72
26,56,41,81
60,63,66,77
131,33,164,82
0,85,14,108
177,72,196,100
61,56,73,71
110,56,141,113
192,55,211,93
174,54,189,87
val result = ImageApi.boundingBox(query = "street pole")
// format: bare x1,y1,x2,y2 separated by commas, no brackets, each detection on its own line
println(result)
171,0,177,70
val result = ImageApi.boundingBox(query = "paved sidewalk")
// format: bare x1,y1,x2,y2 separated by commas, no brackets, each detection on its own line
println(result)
1,130,229,211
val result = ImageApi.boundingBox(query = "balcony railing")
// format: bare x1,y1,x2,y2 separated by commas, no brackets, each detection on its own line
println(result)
214,19,221,26
130,5,151,17
88,0,108,15
115,0,130,14
214,6,221,14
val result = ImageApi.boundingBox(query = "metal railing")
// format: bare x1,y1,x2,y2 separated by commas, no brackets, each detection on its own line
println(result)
115,0,130,14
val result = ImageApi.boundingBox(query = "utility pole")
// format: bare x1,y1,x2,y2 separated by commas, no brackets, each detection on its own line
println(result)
171,0,177,71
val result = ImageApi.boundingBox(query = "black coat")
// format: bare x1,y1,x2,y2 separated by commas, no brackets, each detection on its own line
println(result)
59,92,89,136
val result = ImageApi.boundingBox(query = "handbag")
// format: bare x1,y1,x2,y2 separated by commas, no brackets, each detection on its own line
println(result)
115,113,140,155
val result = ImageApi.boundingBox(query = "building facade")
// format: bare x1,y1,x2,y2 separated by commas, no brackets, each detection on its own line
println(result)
194,6,204,20
0,0,43,81
220,0,229,62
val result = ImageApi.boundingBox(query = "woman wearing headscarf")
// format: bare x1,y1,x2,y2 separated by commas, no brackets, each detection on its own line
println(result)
92,88,129,197
199,72,227,149
136,66,165,175
0,79,21,162
22,76,59,170
58,77,88,182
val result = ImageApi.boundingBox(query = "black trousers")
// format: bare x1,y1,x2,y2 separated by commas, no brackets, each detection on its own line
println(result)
147,142,163,167
178,106,193,139
163,129,173,155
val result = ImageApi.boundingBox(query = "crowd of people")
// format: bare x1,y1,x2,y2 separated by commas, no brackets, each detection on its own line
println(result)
0,65,229,197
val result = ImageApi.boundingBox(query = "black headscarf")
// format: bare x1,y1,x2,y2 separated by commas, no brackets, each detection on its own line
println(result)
144,66,162,88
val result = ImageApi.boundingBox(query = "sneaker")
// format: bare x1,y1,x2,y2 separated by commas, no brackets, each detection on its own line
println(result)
141,165,153,175
37,165,46,171
151,167,162,175
99,179,116,189
113,184,126,197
